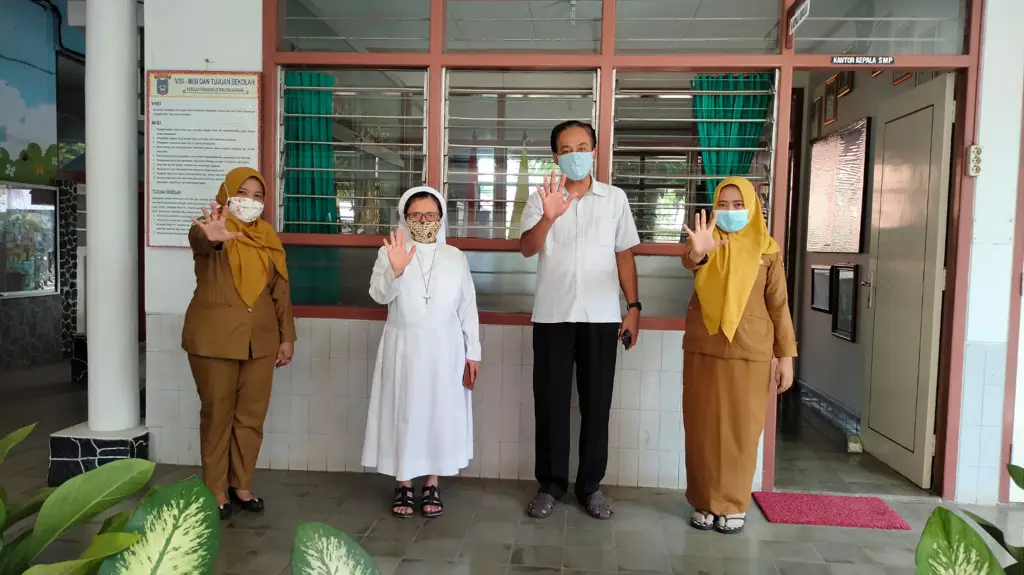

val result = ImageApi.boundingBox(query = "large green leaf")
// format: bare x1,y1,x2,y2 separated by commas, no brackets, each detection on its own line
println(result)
97,476,220,575
0,423,36,469
0,497,6,535
4,487,56,532
962,510,1024,560
7,459,154,573
97,512,131,536
962,510,1024,575
20,532,140,575
291,522,379,575
1008,464,1024,492
917,507,1003,575
96,485,160,538
0,528,34,573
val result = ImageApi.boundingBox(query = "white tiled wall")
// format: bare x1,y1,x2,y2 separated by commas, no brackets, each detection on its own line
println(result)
145,314,763,490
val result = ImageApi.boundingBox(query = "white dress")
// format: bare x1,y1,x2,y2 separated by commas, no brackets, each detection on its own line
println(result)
361,241,482,481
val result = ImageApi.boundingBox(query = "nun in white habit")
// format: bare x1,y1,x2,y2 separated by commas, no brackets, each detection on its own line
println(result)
362,186,482,519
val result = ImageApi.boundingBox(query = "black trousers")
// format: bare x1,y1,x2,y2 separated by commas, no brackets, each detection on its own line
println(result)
532,322,619,501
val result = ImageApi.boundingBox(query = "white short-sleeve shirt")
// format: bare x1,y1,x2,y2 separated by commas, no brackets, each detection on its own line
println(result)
520,180,641,324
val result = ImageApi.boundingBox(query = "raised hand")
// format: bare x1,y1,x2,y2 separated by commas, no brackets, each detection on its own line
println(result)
539,170,572,222
193,202,242,243
384,229,416,278
682,210,728,263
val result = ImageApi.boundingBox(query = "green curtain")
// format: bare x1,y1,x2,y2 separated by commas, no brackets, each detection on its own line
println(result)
691,73,773,201
283,70,337,233
283,71,339,305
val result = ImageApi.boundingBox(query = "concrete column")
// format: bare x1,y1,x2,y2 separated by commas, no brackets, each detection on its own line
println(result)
85,0,141,432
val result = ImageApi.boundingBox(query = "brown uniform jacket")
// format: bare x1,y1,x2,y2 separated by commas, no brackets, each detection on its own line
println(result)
181,225,297,360
681,246,798,362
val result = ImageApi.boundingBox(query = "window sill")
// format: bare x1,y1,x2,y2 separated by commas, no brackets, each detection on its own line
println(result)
292,305,685,330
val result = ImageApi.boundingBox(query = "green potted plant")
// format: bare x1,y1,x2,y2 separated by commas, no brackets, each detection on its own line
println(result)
916,464,1024,574
0,423,379,574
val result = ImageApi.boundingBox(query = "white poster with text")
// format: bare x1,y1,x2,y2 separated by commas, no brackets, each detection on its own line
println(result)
146,71,261,247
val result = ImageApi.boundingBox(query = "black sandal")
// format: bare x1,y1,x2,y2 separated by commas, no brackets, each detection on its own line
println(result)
714,514,746,535
421,485,444,518
392,486,415,518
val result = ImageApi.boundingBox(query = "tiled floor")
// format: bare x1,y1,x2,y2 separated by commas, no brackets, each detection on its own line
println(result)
2,362,1021,575
774,397,933,499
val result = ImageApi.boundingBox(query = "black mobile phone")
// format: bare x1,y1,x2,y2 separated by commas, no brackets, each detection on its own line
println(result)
621,330,632,349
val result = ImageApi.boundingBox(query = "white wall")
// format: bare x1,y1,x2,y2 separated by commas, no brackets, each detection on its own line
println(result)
146,316,765,490
967,0,1024,504
795,70,920,415
143,0,262,315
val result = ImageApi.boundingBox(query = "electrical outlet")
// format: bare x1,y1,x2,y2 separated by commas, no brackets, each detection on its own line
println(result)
967,145,982,177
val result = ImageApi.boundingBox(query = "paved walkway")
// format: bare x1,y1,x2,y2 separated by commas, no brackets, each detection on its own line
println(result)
1,362,1021,574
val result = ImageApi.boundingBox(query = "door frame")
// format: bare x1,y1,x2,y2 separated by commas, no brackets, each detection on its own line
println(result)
1002,77,1024,502
775,65,979,498
859,74,955,488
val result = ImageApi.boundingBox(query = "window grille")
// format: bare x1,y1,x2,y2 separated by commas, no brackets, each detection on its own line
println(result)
443,70,598,239
611,71,777,244
278,68,427,235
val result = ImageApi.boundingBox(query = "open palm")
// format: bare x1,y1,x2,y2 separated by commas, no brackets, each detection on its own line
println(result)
193,202,241,243
384,229,416,278
539,170,572,221
682,210,728,261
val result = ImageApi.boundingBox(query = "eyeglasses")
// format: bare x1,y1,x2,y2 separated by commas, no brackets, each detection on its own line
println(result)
406,212,441,222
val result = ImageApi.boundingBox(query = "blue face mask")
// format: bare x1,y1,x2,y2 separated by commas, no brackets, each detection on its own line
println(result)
557,152,593,182
715,209,749,233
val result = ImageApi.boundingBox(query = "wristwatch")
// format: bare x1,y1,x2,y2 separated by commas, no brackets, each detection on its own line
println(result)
626,301,643,313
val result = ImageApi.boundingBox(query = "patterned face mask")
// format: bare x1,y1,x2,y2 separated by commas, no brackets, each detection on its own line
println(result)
406,220,442,243
227,196,264,223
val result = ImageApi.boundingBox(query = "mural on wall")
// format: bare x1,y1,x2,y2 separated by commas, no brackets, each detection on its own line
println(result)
0,1,59,185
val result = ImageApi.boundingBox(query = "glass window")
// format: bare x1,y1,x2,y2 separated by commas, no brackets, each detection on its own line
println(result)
794,0,967,54
281,0,430,53
616,0,779,54
612,72,776,244
279,68,427,235
443,70,597,239
446,0,602,53
0,183,59,295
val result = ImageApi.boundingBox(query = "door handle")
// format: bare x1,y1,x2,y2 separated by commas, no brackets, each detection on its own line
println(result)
863,273,875,309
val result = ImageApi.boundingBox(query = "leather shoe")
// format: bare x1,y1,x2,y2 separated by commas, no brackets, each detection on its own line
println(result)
229,488,265,513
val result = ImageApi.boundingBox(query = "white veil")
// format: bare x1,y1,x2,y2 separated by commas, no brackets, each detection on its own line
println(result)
397,186,447,245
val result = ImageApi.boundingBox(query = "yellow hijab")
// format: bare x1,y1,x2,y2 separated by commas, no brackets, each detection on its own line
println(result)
693,176,780,342
215,167,290,307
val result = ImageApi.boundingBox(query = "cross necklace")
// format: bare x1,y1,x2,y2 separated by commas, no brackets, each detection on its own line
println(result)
415,249,435,306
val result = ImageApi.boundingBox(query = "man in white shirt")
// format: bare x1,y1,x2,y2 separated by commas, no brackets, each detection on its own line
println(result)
519,120,642,520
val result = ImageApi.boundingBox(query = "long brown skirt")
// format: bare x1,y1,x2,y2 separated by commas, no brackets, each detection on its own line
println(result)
683,351,771,515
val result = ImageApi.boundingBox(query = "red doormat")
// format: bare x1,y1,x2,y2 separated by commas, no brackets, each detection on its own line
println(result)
753,492,911,530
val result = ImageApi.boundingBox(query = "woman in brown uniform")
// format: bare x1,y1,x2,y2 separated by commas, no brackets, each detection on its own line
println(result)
183,167,296,520
680,176,796,534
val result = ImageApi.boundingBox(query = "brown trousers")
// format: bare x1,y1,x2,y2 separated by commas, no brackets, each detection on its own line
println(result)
683,351,771,515
188,354,275,495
